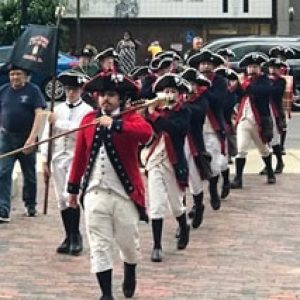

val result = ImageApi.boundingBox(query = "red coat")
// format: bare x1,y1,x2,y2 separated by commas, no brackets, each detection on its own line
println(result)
68,110,153,211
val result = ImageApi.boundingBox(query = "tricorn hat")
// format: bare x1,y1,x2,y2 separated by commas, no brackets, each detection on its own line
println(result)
215,67,239,81
84,72,139,101
264,58,287,69
269,46,296,59
216,48,236,59
128,66,151,80
239,52,268,68
155,50,182,62
181,68,211,86
58,69,90,87
149,57,173,72
153,73,192,93
95,47,119,62
187,50,225,68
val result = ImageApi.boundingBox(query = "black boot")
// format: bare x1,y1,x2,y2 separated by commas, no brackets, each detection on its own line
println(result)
123,262,136,298
56,208,72,254
151,219,163,262
191,192,205,229
96,269,113,300
69,207,83,255
280,130,287,155
176,213,190,250
273,144,285,174
221,168,230,199
262,154,276,184
230,158,246,189
209,176,221,210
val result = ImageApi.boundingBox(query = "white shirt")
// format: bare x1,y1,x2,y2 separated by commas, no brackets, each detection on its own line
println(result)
240,96,255,123
41,98,92,162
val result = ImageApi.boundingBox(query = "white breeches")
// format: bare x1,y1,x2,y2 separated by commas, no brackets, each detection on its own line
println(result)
84,188,140,273
236,119,271,158
148,159,185,219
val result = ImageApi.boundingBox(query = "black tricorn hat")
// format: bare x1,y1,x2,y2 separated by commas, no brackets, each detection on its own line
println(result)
216,48,236,59
264,58,287,69
149,57,173,72
187,50,225,68
181,68,211,86
215,67,239,81
95,47,119,62
269,46,296,59
58,69,90,87
239,52,268,68
84,72,139,101
128,66,151,80
155,50,182,62
153,73,192,93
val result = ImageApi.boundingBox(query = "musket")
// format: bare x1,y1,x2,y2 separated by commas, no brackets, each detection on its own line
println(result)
43,4,65,215
0,95,174,160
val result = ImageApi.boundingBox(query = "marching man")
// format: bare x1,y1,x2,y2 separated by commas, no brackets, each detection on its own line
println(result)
231,52,276,189
41,70,92,255
67,72,152,300
146,73,191,263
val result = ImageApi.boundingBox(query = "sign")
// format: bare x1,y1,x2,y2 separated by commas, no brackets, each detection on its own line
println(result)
64,0,273,19
9,24,58,77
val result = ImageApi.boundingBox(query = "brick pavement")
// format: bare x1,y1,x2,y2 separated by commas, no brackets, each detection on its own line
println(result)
1,172,300,300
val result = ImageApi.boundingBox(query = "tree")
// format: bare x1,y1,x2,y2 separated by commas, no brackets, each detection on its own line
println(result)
0,0,60,45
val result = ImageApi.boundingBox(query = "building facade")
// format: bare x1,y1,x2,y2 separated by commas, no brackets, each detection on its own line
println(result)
63,0,277,61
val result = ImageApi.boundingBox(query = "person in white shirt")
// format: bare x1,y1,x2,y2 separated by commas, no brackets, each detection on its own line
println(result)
41,70,92,255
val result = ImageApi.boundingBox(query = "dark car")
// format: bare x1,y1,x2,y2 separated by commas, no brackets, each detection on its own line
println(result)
203,36,300,110
0,45,79,101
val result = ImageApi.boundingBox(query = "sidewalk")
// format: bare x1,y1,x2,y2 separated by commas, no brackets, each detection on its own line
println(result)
2,162,300,299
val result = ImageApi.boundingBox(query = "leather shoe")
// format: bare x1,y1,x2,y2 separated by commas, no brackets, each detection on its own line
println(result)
151,248,163,262
221,184,230,199
69,233,83,255
267,175,276,184
56,237,70,254
192,204,205,229
99,296,114,300
177,224,190,250
123,278,136,298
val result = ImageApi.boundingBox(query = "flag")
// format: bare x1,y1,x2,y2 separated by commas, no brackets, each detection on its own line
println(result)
9,24,58,77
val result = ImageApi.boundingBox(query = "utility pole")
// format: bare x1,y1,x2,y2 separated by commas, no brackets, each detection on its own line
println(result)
20,0,28,32
76,0,81,51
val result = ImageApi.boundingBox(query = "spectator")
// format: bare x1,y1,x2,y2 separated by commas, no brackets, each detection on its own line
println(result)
184,36,204,62
116,31,141,74
147,41,163,59
0,65,47,223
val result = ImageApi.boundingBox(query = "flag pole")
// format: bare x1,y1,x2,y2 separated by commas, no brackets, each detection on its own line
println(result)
43,5,65,215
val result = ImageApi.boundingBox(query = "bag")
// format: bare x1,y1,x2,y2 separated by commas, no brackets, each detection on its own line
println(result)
260,116,273,143
195,151,213,181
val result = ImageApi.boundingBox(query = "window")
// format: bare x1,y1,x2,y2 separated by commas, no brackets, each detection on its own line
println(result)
243,0,249,13
223,0,228,13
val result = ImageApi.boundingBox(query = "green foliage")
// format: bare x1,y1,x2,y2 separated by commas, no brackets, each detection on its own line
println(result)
0,0,61,45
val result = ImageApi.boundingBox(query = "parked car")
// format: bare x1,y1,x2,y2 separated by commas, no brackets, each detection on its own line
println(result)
203,36,300,110
0,45,79,101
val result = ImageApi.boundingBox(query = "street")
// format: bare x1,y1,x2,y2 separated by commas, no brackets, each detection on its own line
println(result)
0,114,300,300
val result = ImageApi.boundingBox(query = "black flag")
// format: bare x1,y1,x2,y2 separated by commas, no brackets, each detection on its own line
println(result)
9,24,58,77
